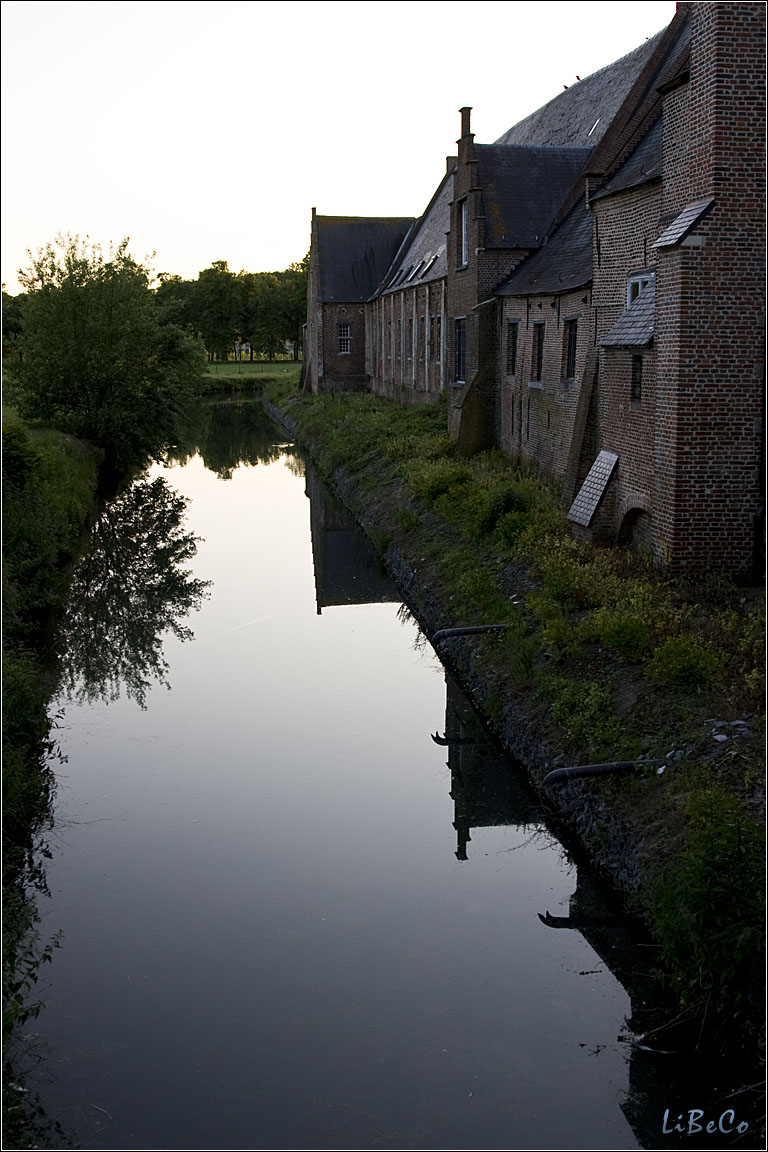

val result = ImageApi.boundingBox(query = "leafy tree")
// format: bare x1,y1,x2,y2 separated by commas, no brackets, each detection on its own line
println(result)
155,273,198,333
17,234,206,471
274,255,308,360
193,260,239,361
2,290,25,363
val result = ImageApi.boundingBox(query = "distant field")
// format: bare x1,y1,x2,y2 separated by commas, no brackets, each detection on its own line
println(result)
203,360,302,391
205,360,301,377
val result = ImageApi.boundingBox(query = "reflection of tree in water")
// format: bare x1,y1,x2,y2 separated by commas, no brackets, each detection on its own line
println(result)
58,478,211,708
169,399,297,480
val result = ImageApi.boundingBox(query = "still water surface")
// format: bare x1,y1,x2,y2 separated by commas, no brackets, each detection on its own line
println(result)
27,403,733,1149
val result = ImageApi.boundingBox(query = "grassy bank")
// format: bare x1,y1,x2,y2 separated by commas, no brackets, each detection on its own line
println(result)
268,383,764,1047
2,405,101,1142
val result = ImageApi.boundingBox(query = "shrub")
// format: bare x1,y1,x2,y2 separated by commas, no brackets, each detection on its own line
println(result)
548,677,638,759
646,634,723,690
2,423,41,490
579,608,651,660
406,459,473,503
652,786,765,1020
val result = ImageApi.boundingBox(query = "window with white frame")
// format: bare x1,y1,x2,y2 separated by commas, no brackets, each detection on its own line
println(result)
338,323,351,354
627,270,655,306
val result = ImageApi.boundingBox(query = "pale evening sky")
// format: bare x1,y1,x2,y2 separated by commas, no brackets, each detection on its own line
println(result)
1,0,677,295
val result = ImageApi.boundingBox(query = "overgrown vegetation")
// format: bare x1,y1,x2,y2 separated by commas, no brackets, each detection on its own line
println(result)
268,382,764,1046
2,406,101,1142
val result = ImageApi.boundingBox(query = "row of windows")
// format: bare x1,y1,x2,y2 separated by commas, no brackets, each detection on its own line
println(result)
369,315,445,366
503,319,643,405
503,318,579,383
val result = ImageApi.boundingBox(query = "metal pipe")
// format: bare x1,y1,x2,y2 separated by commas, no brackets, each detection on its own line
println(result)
542,759,661,786
431,625,508,644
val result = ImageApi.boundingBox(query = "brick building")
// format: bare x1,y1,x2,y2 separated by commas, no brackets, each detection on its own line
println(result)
304,2,765,576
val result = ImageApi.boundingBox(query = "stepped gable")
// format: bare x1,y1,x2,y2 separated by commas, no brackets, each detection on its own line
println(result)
495,202,593,297
316,216,414,303
494,30,665,149
380,171,454,295
475,144,591,247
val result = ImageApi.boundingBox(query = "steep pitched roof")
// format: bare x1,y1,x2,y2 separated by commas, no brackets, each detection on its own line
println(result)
590,117,662,201
495,202,593,297
494,30,665,149
475,144,591,247
601,279,656,347
315,216,414,302
380,171,454,295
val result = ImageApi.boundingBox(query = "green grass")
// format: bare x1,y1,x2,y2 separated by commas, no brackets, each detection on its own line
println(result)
203,360,303,393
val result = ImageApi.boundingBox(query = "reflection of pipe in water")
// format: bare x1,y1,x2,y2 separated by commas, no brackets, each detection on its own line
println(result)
431,731,481,746
542,760,661,786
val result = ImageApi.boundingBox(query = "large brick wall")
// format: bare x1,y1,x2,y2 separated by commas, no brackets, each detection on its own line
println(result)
498,288,591,487
369,281,448,404
652,2,765,575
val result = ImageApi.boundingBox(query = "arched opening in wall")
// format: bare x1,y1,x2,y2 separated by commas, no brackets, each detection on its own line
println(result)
617,507,651,551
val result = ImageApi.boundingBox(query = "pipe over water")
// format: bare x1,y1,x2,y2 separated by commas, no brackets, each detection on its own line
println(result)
542,760,661,786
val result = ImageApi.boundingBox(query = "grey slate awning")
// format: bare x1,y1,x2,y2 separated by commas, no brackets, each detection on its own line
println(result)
601,280,655,347
568,451,618,527
652,196,714,249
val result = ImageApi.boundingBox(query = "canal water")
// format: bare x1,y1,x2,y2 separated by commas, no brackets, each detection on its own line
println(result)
23,402,757,1149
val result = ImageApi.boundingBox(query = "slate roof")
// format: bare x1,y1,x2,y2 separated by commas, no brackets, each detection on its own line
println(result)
495,30,665,149
315,216,414,302
568,451,619,527
475,144,591,248
653,197,715,249
601,279,655,347
656,16,691,93
380,171,454,295
590,118,662,201
495,202,593,297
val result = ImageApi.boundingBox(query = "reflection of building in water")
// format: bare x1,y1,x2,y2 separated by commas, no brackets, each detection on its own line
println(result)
304,473,746,1145
436,673,542,860
305,463,400,613
438,672,715,1149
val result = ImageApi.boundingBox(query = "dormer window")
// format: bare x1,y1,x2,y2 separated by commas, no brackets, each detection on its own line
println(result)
627,271,655,307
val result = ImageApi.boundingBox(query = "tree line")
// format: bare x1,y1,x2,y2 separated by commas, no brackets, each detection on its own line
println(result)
156,258,307,363
4,246,308,368
2,234,308,472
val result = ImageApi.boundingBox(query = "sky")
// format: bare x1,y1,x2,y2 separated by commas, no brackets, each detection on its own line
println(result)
1,0,677,294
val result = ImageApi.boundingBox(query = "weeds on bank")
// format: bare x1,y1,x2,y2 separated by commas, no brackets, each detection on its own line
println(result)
289,391,764,722
651,783,765,1030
